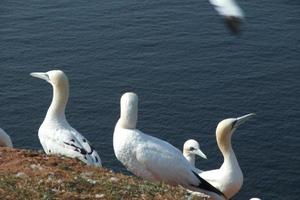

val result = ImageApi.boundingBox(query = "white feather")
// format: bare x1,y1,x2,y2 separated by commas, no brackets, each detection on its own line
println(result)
0,128,13,147
199,114,255,199
31,70,101,167
113,92,225,200
209,0,244,18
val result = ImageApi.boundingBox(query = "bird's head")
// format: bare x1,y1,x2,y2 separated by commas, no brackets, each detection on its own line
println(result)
119,92,138,129
216,113,255,151
30,70,68,87
183,139,207,159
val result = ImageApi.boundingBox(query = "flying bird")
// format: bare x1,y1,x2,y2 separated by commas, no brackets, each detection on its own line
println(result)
209,0,244,34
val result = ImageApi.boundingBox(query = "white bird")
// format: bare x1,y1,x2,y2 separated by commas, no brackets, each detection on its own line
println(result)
30,70,101,167
183,139,207,170
183,139,212,198
199,113,255,199
249,198,261,200
209,0,244,34
113,92,227,200
0,128,13,147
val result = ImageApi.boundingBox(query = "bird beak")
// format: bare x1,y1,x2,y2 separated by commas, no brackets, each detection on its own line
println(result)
195,149,207,159
30,72,50,82
234,113,255,128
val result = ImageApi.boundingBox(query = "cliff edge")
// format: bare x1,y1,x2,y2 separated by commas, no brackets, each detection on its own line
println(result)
0,147,191,200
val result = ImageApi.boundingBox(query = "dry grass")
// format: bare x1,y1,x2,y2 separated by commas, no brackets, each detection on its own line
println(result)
0,147,193,200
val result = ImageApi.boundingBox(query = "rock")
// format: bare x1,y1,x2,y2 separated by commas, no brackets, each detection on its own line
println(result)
110,177,119,182
30,164,43,171
15,172,28,178
51,188,59,193
86,178,97,184
95,194,105,198
37,150,44,154
80,171,93,177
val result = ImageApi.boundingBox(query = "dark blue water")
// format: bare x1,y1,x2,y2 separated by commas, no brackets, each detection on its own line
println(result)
1,0,299,199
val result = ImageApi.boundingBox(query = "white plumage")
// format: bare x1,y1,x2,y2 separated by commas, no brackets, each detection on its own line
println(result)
30,70,101,167
199,113,255,199
209,0,244,18
183,139,207,170
0,128,13,147
209,0,244,33
113,92,226,200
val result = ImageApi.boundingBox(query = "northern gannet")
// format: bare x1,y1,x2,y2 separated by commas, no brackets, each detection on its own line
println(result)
30,70,102,167
0,128,13,147
183,139,211,198
209,0,244,34
113,92,226,200
183,139,207,169
199,113,255,199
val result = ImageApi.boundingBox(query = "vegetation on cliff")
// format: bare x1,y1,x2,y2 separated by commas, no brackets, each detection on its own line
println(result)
0,147,196,200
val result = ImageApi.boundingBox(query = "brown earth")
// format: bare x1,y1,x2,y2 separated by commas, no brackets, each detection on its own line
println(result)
0,147,196,200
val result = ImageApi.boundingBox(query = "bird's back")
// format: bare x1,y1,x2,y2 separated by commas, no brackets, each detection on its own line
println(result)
39,120,101,167
0,128,13,147
113,125,200,187
200,166,243,198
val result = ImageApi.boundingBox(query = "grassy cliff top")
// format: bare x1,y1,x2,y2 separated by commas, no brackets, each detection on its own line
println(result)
0,147,193,200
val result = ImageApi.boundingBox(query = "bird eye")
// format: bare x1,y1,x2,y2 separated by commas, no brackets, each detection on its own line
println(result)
189,147,195,151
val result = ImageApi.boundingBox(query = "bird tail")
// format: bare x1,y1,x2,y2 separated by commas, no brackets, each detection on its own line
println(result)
192,171,228,200
88,146,102,167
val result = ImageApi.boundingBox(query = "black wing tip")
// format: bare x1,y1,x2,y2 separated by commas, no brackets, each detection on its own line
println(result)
63,141,87,155
224,16,242,35
192,171,227,200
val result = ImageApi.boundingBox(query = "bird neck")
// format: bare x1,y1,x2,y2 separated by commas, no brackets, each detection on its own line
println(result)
217,134,240,171
222,147,239,169
183,151,195,167
118,105,137,129
45,83,69,122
